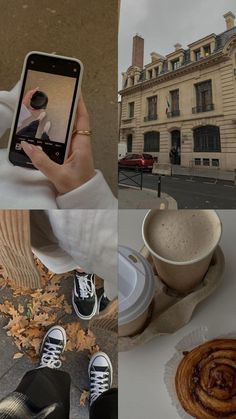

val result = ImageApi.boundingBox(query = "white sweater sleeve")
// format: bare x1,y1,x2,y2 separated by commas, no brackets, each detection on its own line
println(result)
56,170,117,209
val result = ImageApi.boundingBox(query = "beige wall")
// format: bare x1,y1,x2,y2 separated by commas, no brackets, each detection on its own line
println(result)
0,0,118,195
120,49,236,171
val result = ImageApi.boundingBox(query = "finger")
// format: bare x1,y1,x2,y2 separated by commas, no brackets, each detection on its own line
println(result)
76,94,90,131
21,141,59,181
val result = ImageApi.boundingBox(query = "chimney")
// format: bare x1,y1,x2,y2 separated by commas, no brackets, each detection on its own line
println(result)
132,34,144,68
151,52,159,62
224,11,235,30
174,43,182,51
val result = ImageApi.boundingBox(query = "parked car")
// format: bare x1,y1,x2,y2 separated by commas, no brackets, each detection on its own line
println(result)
118,153,156,171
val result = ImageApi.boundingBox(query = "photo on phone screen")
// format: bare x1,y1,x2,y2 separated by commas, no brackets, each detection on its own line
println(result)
8,52,83,168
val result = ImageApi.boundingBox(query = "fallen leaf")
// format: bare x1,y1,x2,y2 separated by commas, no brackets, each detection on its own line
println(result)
13,352,24,359
80,390,89,406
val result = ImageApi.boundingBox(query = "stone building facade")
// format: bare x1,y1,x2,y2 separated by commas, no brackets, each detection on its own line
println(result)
119,12,236,171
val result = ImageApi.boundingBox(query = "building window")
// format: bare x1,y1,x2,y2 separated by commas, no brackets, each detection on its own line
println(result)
155,67,159,77
148,69,152,79
203,44,211,57
193,125,221,152
203,158,210,166
195,49,201,61
128,102,134,118
144,131,160,152
145,96,157,121
169,89,180,117
194,158,201,166
127,134,133,152
193,80,214,113
212,159,219,167
172,59,180,70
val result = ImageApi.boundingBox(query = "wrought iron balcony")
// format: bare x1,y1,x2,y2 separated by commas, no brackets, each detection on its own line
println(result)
144,114,158,122
167,109,180,118
192,104,214,114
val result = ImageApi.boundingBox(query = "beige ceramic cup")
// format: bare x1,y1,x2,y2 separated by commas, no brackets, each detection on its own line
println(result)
142,210,222,294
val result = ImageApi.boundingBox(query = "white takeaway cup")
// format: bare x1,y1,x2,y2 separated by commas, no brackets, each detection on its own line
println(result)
119,245,155,337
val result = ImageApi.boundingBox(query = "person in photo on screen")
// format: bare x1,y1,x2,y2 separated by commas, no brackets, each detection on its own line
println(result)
17,88,52,141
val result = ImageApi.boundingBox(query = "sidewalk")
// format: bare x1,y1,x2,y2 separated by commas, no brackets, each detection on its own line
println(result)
172,165,236,182
0,272,117,419
119,185,178,209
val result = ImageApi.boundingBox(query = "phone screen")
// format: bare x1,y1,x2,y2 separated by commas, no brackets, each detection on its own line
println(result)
9,53,82,167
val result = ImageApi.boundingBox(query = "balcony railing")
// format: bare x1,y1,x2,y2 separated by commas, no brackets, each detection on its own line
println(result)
192,104,214,114
167,109,180,118
144,114,158,122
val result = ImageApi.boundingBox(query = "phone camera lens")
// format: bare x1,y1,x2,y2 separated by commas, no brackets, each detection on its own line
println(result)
52,64,56,68
73,68,77,72
30,60,35,64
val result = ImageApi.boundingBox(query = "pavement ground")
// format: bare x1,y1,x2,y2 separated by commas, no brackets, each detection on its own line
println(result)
119,170,236,209
0,273,118,419
119,185,177,209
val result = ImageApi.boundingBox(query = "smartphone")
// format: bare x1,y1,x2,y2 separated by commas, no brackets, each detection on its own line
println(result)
8,51,83,168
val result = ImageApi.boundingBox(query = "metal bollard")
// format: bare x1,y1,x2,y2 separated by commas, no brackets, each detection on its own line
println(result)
157,175,161,197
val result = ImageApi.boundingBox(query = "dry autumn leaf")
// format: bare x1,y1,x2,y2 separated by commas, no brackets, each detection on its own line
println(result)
13,352,24,359
80,390,89,406
0,258,98,360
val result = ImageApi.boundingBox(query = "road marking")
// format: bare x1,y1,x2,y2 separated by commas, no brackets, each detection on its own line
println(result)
203,182,216,185
185,179,196,182
224,185,235,188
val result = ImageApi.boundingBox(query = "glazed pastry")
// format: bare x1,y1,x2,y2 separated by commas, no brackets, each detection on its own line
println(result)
175,339,236,419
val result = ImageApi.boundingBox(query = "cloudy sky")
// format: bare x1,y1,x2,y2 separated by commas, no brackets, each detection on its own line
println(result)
119,0,236,86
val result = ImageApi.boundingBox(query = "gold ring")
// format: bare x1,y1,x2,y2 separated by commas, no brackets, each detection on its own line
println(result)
73,129,92,137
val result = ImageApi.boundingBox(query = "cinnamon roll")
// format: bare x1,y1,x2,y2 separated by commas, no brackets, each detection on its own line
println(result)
175,339,236,418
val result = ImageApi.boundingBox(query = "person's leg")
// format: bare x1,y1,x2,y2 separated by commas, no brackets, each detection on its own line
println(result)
15,325,69,419
41,121,51,141
89,389,118,419
88,352,117,419
17,112,46,137
17,119,40,137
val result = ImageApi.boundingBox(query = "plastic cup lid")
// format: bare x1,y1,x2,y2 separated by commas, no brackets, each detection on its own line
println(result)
119,245,155,326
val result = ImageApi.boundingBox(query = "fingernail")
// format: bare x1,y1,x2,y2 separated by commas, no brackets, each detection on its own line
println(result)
21,141,34,152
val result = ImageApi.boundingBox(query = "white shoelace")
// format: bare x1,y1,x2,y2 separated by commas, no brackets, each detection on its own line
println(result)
40,341,63,369
78,275,94,299
90,371,110,405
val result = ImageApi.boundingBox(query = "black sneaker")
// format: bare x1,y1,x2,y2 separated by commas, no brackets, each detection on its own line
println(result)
72,272,97,320
39,325,66,369
88,352,113,406
98,292,110,313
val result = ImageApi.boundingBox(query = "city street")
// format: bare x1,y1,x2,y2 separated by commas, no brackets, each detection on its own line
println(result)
119,170,236,208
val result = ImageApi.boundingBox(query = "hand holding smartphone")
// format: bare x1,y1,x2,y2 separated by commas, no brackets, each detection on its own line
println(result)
8,51,83,168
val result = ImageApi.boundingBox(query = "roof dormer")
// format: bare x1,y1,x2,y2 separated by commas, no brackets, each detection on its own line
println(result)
166,44,185,71
188,34,216,62
144,52,165,80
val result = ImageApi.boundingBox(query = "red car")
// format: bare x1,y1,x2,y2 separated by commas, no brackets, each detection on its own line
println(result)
118,153,156,171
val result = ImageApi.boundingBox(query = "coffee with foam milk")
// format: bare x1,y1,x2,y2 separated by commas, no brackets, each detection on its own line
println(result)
145,210,221,263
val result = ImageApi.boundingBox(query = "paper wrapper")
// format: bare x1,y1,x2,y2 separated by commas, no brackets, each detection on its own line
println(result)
164,327,236,419
119,246,225,352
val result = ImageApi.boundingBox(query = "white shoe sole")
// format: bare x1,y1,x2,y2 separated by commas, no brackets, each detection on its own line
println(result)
88,351,113,387
72,290,98,321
